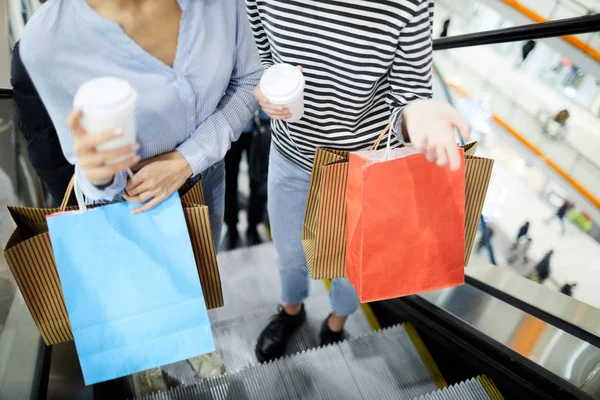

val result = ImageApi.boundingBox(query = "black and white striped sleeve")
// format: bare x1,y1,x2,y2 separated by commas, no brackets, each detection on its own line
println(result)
388,0,434,140
245,0,274,69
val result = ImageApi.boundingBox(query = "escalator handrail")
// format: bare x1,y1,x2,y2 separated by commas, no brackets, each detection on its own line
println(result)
0,89,13,99
433,13,600,51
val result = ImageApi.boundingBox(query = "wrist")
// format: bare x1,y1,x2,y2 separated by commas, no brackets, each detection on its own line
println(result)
171,151,193,179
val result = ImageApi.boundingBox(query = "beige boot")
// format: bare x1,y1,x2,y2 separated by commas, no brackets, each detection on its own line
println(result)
187,352,226,379
132,368,167,397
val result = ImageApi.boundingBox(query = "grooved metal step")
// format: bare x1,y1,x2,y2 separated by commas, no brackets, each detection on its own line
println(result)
412,377,498,400
136,324,445,400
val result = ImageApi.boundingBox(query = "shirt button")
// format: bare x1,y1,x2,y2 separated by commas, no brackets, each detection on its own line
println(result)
190,116,194,121
188,97,194,104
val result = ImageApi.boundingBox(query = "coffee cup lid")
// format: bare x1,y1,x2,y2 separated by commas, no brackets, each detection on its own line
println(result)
260,64,304,104
74,77,136,113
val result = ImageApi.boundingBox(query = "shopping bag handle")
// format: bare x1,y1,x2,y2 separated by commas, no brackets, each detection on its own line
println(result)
370,123,392,151
59,175,87,213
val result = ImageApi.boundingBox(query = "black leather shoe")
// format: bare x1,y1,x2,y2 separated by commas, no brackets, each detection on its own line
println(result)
224,227,239,251
319,314,344,346
246,226,262,246
256,305,306,363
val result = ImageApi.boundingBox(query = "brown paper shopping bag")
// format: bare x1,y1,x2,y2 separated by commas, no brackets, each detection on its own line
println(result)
302,148,349,279
303,125,494,281
3,179,223,345
462,142,494,266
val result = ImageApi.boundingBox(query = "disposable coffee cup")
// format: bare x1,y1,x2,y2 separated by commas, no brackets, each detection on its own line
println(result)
260,64,305,122
73,77,137,163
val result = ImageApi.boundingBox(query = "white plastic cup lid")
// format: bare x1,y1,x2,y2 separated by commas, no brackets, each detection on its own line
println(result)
260,64,304,104
74,77,136,115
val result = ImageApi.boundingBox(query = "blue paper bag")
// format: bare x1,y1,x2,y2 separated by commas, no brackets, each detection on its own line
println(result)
47,192,214,385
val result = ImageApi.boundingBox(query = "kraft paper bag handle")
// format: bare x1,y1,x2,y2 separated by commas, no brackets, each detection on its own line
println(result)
60,168,135,212
370,123,392,151
60,175,87,213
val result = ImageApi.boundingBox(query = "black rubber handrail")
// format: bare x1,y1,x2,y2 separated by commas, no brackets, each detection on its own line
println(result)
433,13,600,51
0,88,13,98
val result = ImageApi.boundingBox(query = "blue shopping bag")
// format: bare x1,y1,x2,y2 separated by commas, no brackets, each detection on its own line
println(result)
47,189,214,385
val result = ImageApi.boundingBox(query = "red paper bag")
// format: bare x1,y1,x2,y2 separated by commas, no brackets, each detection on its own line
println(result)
346,146,466,302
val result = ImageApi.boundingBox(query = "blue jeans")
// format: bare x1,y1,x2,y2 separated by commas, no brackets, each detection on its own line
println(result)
267,148,359,317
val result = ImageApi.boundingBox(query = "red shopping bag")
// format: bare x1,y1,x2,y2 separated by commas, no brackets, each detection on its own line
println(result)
346,142,466,303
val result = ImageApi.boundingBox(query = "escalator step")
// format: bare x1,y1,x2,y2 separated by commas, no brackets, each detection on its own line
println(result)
208,294,372,374
278,344,360,399
412,377,498,400
136,324,446,400
339,325,439,399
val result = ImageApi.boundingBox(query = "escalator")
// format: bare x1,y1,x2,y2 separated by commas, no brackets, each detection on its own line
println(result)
35,243,600,400
3,12,600,400
134,244,498,400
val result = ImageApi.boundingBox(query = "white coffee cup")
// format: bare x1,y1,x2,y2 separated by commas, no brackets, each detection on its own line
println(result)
260,64,305,122
73,77,138,163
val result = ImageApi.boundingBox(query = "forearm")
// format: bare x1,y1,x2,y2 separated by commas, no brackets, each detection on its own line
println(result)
177,86,258,176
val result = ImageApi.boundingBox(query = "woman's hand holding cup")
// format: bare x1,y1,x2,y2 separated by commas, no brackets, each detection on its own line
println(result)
254,85,291,120
255,65,304,121
68,108,140,186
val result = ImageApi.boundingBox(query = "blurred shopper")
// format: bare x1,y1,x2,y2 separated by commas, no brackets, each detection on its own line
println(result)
475,227,494,254
545,201,571,235
11,41,75,207
518,40,536,67
534,250,554,284
560,282,577,297
440,18,451,38
20,0,262,239
511,221,530,249
543,109,569,139
247,0,471,363
508,237,532,265
224,111,270,250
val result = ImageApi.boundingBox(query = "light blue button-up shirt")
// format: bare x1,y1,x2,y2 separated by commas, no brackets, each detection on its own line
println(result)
20,0,262,201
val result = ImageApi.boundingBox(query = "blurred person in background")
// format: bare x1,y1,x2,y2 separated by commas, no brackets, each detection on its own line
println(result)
512,221,530,249
508,237,532,265
247,0,471,363
546,200,571,235
224,110,270,250
11,40,75,207
475,226,494,254
534,250,554,284
560,282,577,297
518,40,536,67
440,18,451,38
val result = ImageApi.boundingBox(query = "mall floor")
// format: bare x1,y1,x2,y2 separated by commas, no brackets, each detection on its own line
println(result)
471,130,600,309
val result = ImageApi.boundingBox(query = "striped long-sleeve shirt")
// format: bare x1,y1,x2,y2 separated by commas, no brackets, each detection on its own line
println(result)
20,0,262,201
246,0,434,172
